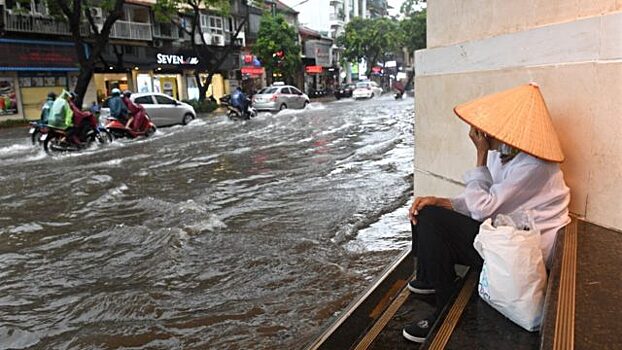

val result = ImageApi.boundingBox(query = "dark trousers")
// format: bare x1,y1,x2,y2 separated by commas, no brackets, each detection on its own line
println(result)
412,206,483,308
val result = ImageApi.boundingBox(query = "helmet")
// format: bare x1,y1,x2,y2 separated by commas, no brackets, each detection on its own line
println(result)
111,88,121,96
47,92,57,100
123,90,132,98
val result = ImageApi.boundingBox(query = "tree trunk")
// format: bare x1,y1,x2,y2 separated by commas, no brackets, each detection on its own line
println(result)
74,66,95,108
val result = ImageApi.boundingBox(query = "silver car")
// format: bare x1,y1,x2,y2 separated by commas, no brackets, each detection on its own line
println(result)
252,84,310,111
101,93,196,126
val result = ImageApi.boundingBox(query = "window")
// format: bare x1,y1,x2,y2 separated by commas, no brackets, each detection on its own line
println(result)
155,95,177,105
356,82,369,89
134,96,154,104
209,16,223,35
290,87,302,95
264,87,278,94
281,87,292,94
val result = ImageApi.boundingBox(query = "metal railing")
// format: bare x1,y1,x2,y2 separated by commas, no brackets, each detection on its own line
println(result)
110,20,152,41
152,22,179,39
3,11,72,35
329,13,345,21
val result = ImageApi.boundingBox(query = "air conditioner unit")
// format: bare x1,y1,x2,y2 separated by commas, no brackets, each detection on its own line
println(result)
211,34,225,47
90,8,103,18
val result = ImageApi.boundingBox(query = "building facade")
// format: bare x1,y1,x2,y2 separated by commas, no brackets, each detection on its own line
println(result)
0,0,256,121
413,1,622,230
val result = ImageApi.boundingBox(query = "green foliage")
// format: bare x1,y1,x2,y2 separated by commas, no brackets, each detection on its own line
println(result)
252,14,301,81
336,17,401,74
182,99,218,113
400,8,426,52
154,0,230,23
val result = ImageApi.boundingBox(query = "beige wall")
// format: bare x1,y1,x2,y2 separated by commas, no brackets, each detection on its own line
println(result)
427,0,622,48
415,5,622,230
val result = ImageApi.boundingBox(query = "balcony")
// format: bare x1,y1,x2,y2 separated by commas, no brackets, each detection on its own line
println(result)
110,21,152,41
3,10,72,36
329,13,344,27
153,22,179,40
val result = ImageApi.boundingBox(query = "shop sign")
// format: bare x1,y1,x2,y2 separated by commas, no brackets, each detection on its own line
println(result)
0,39,78,70
305,65,323,74
241,66,264,76
156,53,199,66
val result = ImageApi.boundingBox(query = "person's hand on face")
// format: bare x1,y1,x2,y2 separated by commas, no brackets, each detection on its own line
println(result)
469,126,490,154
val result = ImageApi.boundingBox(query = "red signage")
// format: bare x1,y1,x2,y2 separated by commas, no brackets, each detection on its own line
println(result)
305,65,323,74
241,66,264,76
243,55,254,64
0,40,78,69
372,66,382,73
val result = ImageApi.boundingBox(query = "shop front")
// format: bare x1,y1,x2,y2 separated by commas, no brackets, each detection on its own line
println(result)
0,38,79,120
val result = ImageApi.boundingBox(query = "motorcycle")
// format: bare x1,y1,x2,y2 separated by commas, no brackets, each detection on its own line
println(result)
28,121,45,145
40,112,112,154
105,104,156,139
220,94,256,121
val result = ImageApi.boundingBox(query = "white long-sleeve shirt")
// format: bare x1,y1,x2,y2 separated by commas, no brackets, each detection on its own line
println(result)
451,151,571,265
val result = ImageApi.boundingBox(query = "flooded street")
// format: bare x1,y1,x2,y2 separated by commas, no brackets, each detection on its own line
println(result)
0,96,414,349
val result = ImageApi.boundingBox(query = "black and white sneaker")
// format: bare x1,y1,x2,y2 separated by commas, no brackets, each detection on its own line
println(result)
407,280,436,294
403,317,433,343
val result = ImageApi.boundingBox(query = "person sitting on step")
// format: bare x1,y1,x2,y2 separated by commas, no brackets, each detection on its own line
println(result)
402,83,571,343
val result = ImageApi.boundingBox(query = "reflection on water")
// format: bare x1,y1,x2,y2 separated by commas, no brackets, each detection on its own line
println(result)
0,96,414,349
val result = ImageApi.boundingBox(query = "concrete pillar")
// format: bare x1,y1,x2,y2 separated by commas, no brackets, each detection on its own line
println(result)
361,0,366,18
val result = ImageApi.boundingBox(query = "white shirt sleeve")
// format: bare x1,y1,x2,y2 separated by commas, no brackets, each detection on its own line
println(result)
459,161,551,221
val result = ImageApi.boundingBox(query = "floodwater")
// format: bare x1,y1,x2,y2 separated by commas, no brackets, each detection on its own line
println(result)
0,96,414,349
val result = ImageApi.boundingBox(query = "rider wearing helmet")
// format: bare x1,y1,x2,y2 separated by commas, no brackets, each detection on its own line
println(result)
40,92,57,125
48,90,80,143
231,87,248,117
67,92,94,142
109,88,129,126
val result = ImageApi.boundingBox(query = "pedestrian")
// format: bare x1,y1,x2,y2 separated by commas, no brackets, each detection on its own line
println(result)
89,101,101,116
402,83,571,343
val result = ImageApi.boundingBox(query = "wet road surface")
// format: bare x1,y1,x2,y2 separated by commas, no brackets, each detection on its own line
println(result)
0,96,414,349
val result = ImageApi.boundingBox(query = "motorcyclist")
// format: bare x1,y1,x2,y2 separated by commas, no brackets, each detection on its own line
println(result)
48,90,79,144
39,92,57,125
392,80,405,97
68,92,94,142
231,87,249,117
122,90,140,130
109,88,129,126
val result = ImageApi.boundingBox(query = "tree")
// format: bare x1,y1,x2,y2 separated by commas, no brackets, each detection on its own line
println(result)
252,13,301,85
42,0,126,107
154,0,247,101
399,0,426,89
399,1,426,54
336,17,401,77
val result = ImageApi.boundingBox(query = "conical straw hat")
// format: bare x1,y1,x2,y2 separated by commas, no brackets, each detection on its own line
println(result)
453,83,564,162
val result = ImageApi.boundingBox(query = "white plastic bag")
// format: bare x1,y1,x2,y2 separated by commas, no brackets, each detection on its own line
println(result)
473,212,548,331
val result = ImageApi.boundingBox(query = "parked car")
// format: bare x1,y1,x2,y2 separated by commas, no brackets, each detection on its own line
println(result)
352,81,383,100
334,84,356,99
100,93,196,126
252,83,310,111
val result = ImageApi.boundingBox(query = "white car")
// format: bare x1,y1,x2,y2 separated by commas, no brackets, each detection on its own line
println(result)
352,81,383,100
252,83,310,111
101,93,196,126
